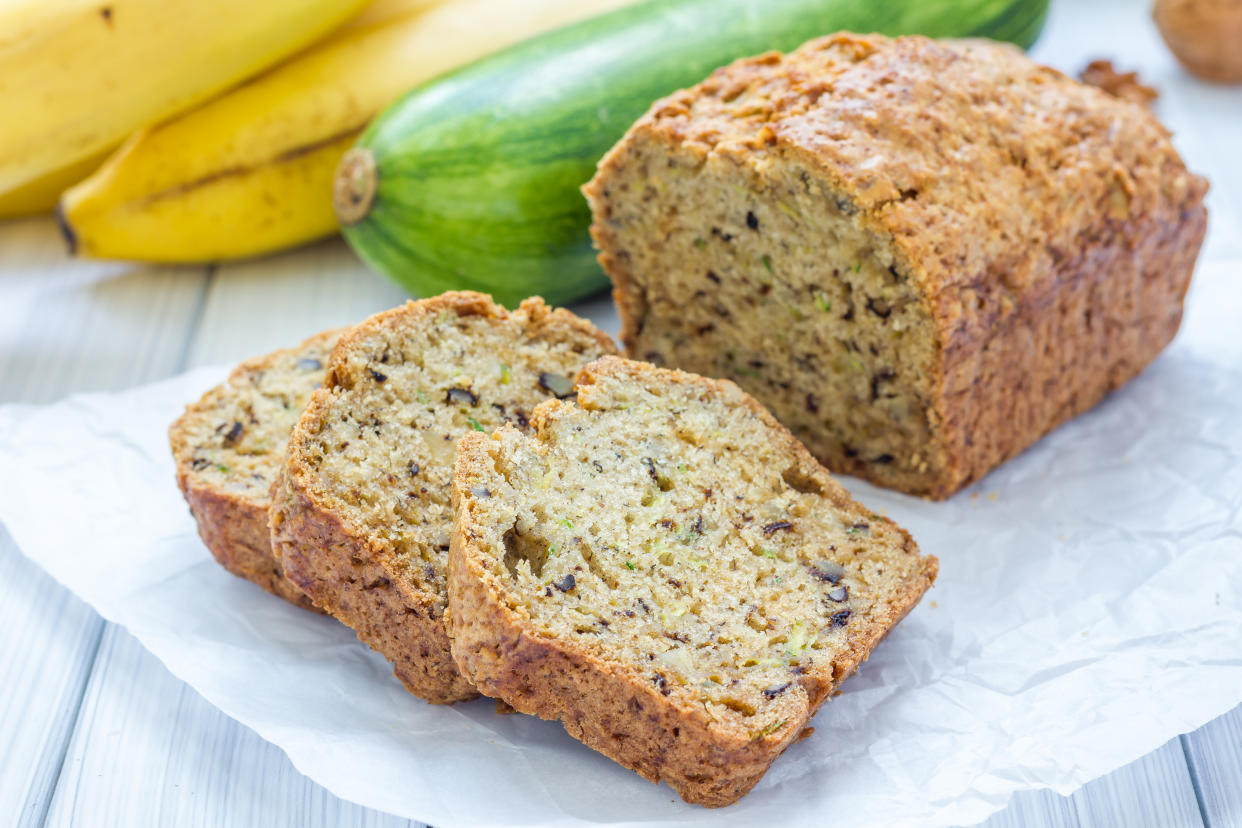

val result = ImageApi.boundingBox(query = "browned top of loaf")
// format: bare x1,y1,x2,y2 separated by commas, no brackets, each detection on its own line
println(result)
632,32,1207,303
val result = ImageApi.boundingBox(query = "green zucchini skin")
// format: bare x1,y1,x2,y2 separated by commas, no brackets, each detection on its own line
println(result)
342,0,1049,308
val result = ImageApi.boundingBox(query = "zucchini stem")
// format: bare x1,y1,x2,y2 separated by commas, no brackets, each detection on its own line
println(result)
333,147,378,226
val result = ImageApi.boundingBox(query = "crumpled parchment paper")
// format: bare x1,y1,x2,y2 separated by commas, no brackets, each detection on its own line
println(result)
1,255,1238,827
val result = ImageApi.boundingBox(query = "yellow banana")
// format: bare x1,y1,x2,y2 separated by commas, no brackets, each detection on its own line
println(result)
330,0,444,30
0,0,370,195
0,148,112,220
0,0,420,219
59,0,641,263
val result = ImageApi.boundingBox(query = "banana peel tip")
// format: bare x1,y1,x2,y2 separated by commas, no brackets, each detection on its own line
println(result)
55,202,78,256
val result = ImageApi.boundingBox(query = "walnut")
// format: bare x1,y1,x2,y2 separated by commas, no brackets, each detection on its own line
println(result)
1154,0,1242,83
1079,60,1159,106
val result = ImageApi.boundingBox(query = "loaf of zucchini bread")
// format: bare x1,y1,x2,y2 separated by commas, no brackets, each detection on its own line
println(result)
449,356,936,806
271,292,617,703
585,33,1208,498
169,329,342,612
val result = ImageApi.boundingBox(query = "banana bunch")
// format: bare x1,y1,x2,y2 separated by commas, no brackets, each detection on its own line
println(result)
0,0,369,213
4,0,639,262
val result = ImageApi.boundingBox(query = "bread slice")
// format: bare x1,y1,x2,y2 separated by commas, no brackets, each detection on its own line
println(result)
448,355,937,806
271,292,617,703
585,33,1207,499
169,330,341,612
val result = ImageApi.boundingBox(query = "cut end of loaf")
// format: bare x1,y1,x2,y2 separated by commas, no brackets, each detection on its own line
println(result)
588,134,946,495
449,356,936,805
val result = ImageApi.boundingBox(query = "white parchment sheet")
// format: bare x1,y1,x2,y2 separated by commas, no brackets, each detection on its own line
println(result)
1,253,1239,827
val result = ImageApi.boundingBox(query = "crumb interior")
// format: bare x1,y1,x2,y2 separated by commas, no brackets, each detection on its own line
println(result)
178,332,339,501
601,141,945,493
299,302,614,606
464,363,928,736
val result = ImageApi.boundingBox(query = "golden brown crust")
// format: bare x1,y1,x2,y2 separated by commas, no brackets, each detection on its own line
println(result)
271,463,474,701
180,482,320,611
448,356,936,806
169,329,342,612
588,33,1208,499
274,291,616,704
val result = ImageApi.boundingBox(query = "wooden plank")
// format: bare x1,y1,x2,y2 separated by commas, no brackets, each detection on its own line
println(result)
977,785,1081,827
0,536,103,828
42,626,424,828
1183,704,1242,827
1069,740,1204,828
979,739,1204,828
0,218,210,404
0,216,210,825
33,239,422,826
182,237,406,369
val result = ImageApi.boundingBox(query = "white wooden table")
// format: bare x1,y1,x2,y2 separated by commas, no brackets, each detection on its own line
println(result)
1,0,1239,824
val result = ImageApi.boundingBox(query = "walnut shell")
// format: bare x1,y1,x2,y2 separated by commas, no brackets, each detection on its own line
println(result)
1154,0,1242,83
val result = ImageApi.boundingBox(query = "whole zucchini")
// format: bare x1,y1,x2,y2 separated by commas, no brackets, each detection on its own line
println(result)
335,0,1049,307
